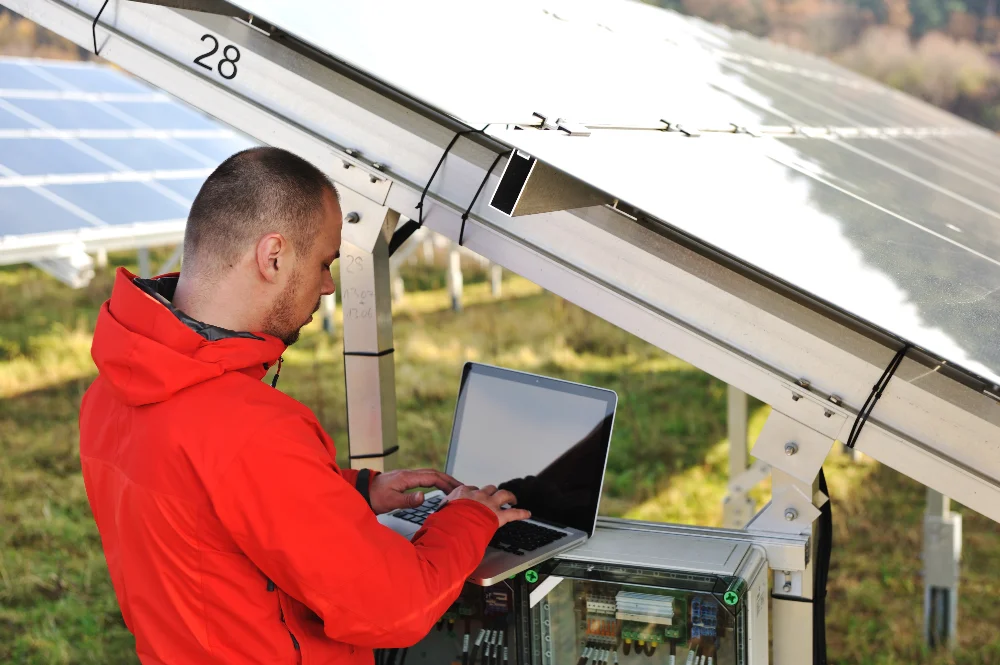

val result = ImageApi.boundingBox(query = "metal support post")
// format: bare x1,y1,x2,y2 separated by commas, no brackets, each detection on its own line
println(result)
422,235,435,264
447,243,463,312
924,488,961,649
723,385,756,528
159,244,183,274
340,203,400,473
490,263,503,297
321,292,336,335
390,266,405,304
769,471,819,665
748,408,838,665
137,246,151,278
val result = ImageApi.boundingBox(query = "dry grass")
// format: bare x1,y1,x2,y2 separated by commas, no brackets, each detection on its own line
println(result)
2,253,999,664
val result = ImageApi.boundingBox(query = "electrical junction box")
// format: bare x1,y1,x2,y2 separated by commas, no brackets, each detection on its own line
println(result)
398,521,770,665
527,521,769,665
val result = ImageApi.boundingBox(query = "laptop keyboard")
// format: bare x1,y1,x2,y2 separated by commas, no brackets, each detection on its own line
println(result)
393,497,569,556
489,520,568,555
391,494,444,525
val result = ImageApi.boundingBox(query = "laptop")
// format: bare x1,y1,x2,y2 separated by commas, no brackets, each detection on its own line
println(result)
378,362,617,586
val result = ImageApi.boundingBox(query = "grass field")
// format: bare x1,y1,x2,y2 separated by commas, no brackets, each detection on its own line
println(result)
2,251,999,664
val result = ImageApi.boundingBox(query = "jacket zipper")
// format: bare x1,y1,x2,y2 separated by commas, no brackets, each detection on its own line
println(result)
267,578,300,653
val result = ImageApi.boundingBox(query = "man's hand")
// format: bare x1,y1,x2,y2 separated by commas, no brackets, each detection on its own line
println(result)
369,469,462,515
445,485,531,526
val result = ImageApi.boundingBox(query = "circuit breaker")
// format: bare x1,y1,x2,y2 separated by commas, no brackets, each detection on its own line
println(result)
399,521,770,665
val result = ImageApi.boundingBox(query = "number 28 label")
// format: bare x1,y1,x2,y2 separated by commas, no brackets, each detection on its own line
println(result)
193,34,240,80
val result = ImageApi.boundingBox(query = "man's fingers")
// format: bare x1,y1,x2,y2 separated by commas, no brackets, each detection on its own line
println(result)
489,489,517,507
480,485,498,496
407,491,425,507
497,508,531,526
396,469,455,491
431,471,462,492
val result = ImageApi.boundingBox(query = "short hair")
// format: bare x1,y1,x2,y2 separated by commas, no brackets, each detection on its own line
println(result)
184,147,337,270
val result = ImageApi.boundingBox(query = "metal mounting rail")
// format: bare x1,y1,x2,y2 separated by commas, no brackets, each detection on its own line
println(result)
9,0,1000,522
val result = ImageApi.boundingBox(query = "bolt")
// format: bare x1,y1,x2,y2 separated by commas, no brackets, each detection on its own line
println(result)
342,161,352,169
345,212,361,224
784,442,798,456
783,581,792,592
784,508,798,521
372,162,384,170
824,409,834,418
795,378,811,389
791,393,802,402
370,174,379,183
829,394,843,406
345,148,358,157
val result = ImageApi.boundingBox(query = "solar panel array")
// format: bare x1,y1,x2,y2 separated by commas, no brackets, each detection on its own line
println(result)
230,0,1000,387
0,57,254,239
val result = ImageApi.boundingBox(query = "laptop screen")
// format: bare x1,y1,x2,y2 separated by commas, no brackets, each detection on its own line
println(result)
445,363,617,536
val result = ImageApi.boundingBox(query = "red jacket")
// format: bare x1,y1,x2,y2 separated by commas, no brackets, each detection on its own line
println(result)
80,268,498,665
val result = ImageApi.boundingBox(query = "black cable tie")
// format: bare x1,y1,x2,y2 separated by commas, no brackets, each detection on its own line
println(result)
771,594,816,603
459,152,505,247
93,0,110,56
388,125,489,256
343,348,394,358
845,344,910,449
349,445,400,460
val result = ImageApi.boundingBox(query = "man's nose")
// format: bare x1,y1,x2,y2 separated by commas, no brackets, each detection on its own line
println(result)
321,272,336,296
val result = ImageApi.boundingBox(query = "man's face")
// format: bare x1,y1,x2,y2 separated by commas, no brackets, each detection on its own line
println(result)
265,190,342,346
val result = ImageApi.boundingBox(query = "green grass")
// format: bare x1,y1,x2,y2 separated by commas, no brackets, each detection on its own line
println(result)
2,253,999,664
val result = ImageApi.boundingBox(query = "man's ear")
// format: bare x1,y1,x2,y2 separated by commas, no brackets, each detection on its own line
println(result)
255,233,287,284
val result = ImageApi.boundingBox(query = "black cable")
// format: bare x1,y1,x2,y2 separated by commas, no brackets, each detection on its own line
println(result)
388,127,481,256
845,344,910,448
458,152,505,246
813,468,832,665
92,0,110,56
399,648,409,665
470,629,485,665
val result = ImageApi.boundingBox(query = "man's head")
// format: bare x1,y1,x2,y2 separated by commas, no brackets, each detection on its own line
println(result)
182,147,342,346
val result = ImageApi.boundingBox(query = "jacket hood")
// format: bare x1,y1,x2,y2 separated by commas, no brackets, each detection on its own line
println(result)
92,267,286,406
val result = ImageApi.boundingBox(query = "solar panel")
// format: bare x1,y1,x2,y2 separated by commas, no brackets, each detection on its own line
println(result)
224,0,1000,384
0,56,256,274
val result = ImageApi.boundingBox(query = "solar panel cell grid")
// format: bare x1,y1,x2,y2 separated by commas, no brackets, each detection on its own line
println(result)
0,186,98,236
0,58,256,245
0,138,112,175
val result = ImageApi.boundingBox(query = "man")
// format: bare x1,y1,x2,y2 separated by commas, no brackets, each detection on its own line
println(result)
79,147,530,664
